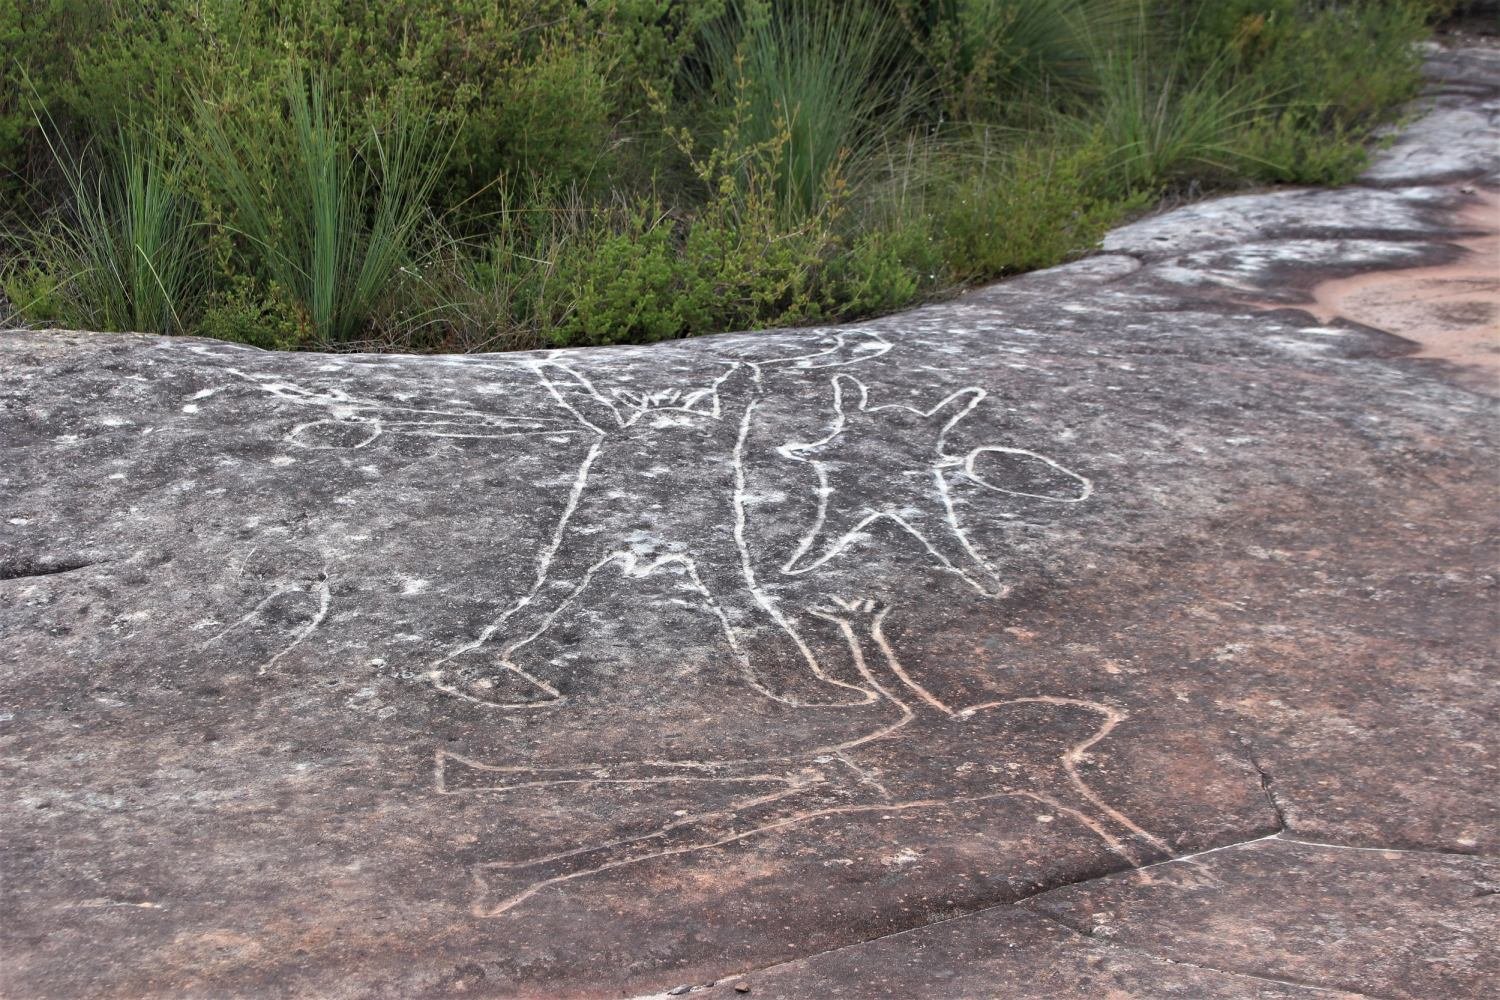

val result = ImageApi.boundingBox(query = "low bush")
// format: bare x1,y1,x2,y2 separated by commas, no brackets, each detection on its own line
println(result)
0,0,1440,351
935,135,1147,279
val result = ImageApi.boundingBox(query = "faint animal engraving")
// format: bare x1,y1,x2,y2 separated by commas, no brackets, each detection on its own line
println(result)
440,600,1167,917
779,375,1092,597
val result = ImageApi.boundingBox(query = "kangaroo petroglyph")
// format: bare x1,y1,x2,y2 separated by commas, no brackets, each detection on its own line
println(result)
779,375,1092,597
439,600,1169,917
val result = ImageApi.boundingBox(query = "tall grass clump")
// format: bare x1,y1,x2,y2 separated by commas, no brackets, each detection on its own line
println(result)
0,1,1443,350
900,0,1113,121
3,117,202,334
196,76,448,345
1074,48,1265,195
695,0,917,218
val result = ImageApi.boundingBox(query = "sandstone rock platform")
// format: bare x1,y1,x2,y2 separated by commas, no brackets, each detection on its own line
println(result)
2,46,1497,1000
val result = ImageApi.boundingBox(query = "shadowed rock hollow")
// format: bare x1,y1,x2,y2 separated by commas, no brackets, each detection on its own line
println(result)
2,46,1497,1000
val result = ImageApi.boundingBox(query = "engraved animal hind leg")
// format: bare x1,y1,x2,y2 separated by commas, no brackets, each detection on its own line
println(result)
426,501,626,709
957,696,1174,867
819,600,1171,867
693,551,881,708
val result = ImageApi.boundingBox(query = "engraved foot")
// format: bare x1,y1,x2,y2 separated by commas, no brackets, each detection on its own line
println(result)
427,649,563,709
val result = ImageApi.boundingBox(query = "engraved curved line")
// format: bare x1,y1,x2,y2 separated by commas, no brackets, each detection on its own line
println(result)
286,418,384,449
733,396,881,706
472,790,1140,918
201,559,333,676
532,361,624,434
435,751,800,795
962,446,1093,502
451,603,1166,917
436,436,603,665
747,329,893,370
961,695,1170,855
866,605,955,716
224,366,576,444
259,565,331,676
776,375,1009,598
432,360,884,710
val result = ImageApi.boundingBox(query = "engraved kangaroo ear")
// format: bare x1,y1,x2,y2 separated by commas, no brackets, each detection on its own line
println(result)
831,374,871,412
700,363,760,419
713,362,759,394
927,386,985,423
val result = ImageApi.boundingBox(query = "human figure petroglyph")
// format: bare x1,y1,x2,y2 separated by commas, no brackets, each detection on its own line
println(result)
439,600,1169,917
425,360,881,710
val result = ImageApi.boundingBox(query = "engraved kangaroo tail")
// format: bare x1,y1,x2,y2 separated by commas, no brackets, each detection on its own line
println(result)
809,598,953,717
964,695,1173,867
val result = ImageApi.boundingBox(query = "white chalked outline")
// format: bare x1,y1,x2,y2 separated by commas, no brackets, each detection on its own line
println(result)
777,375,1094,597
425,328,1095,710
425,331,899,710
425,357,882,710
201,558,332,675
440,599,1167,917
215,368,581,449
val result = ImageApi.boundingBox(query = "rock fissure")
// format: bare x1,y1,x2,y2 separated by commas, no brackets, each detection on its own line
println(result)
1242,739,1293,832
1022,906,1394,1000
0,555,96,581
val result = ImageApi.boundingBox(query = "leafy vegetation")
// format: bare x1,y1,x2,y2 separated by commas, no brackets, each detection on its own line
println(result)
0,0,1451,351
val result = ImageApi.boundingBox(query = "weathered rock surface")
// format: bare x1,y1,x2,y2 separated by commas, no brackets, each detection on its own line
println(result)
2,47,1497,1000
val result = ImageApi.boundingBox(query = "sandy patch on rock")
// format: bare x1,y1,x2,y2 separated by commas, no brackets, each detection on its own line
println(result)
1303,186,1499,387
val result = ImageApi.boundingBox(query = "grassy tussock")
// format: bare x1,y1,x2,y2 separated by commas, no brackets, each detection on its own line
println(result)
0,0,1441,350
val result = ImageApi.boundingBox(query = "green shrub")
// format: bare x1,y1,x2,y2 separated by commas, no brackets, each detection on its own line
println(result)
822,218,939,318
1233,111,1370,186
5,1,720,219
898,0,1106,121
0,0,1444,351
1180,0,1428,130
196,276,306,351
936,135,1142,279
552,81,845,347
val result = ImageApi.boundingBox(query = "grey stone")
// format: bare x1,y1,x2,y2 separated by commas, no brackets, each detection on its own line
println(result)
1,44,1497,1000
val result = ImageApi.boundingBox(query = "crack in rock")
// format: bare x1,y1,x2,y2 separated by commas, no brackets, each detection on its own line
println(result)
0,555,95,581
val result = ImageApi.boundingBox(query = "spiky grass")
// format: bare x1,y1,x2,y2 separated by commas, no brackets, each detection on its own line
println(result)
5,117,202,333
196,75,448,344
696,0,918,219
